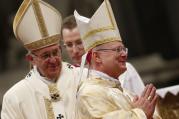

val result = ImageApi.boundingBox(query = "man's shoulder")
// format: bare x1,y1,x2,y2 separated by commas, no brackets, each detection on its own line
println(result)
3,79,28,100
78,78,107,96
62,62,75,69
62,61,88,75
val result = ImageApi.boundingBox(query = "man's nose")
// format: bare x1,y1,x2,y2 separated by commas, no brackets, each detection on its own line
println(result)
72,45,79,53
48,56,57,63
120,51,128,60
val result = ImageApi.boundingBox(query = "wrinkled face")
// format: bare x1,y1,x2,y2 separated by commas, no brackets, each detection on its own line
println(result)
62,27,85,66
93,41,128,79
31,44,62,80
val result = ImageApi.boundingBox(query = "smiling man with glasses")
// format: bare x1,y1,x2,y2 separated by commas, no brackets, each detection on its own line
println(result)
61,15,145,96
1,0,83,119
74,0,161,119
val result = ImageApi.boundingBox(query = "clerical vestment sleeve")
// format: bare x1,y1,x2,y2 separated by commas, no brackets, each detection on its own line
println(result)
1,94,23,119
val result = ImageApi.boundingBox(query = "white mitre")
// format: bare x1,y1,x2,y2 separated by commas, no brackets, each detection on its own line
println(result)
13,0,62,51
74,0,122,52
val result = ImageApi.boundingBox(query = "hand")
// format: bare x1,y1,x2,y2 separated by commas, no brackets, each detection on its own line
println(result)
132,84,158,119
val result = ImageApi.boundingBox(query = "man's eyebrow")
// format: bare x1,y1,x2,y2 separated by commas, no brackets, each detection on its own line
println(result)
76,39,82,41
65,41,72,44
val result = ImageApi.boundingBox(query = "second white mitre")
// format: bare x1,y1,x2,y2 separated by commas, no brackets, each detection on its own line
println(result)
74,0,122,52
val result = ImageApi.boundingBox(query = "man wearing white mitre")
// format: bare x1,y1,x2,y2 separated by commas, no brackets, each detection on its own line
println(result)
1,0,86,119
61,15,145,96
74,0,162,118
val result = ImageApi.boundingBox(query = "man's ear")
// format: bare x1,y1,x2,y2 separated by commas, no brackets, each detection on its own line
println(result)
92,52,101,63
25,54,35,64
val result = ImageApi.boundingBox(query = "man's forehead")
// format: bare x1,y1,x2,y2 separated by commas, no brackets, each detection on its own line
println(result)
100,41,123,47
62,27,78,34
62,27,81,42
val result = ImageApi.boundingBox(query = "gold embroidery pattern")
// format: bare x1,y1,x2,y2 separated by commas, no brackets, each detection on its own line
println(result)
95,78,123,91
44,84,61,119
32,0,49,37
48,84,61,102
82,26,114,41
85,37,120,51
25,34,60,50
44,98,55,119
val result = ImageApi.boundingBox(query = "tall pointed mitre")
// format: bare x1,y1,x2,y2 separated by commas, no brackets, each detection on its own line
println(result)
13,0,62,51
74,0,122,52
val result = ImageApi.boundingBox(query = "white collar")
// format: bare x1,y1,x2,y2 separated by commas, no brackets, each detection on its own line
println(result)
90,70,120,84
33,65,55,85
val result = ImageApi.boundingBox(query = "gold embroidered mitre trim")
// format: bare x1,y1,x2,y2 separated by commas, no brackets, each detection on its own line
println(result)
24,34,60,51
85,37,120,52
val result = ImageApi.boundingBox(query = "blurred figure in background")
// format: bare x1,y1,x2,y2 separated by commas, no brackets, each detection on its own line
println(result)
61,15,85,67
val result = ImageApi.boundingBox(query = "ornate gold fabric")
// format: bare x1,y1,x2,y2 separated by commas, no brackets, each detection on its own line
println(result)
85,37,119,52
44,98,55,119
76,77,161,119
157,92,179,119
32,0,49,37
48,83,61,102
82,26,114,41
24,34,60,50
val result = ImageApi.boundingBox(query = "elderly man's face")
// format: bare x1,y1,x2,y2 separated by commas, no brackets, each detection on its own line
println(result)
31,44,62,80
94,41,127,78
62,27,85,66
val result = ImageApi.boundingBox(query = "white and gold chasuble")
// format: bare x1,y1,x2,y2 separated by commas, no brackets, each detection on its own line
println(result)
76,70,161,119
1,62,80,119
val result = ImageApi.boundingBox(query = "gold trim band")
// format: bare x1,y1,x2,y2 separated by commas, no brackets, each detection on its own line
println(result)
44,98,55,119
82,26,114,40
25,34,60,50
85,37,121,51
48,84,61,102
32,0,49,37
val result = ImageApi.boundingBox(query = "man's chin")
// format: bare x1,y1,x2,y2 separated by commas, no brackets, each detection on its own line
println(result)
48,72,60,79
121,66,127,73
49,65,60,70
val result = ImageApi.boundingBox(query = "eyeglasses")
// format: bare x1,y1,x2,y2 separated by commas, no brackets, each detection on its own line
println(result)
31,49,61,60
64,40,83,49
96,47,128,54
